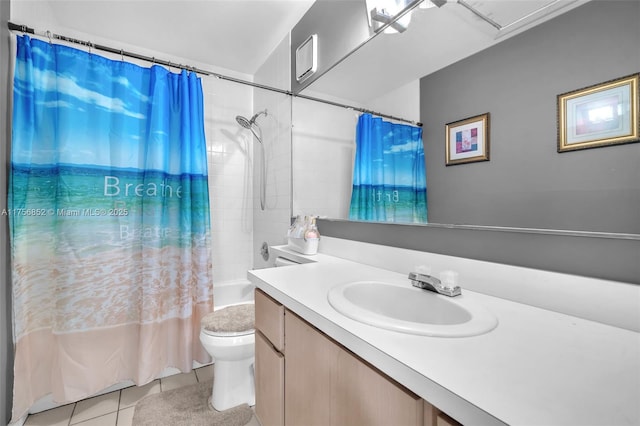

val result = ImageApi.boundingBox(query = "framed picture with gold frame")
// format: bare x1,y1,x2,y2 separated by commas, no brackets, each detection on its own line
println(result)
445,113,490,166
557,73,639,153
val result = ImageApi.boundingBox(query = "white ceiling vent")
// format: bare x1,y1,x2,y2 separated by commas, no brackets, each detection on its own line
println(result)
295,34,318,82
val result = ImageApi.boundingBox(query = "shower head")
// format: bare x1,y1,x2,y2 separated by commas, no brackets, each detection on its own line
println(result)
235,115,253,129
235,109,267,128
236,110,267,145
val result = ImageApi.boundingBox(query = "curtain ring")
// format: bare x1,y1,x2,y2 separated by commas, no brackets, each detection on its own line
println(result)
120,49,124,62
46,30,52,44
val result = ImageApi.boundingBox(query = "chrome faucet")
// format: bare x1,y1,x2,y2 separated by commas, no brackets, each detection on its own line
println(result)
408,271,461,297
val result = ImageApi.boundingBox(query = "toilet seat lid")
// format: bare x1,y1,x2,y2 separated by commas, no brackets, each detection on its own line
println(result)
202,328,254,337
201,304,254,337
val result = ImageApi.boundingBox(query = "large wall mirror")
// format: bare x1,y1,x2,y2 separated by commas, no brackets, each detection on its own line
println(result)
291,0,640,237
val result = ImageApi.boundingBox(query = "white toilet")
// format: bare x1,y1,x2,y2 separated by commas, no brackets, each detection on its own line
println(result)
199,302,255,411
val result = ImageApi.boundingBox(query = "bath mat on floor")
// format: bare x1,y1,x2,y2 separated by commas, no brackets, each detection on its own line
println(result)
132,380,254,426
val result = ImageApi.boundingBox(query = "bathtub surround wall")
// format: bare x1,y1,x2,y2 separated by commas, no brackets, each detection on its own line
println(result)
204,76,255,282
252,36,293,269
1,1,13,424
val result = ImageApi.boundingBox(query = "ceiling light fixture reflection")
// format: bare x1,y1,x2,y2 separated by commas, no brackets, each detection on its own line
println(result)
367,0,421,34
370,7,411,33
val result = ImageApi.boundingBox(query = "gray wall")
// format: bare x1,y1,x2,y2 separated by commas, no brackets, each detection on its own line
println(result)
1,0,13,423
424,0,639,234
318,1,640,285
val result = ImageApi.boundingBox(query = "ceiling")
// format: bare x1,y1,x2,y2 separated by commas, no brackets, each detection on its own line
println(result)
11,0,315,75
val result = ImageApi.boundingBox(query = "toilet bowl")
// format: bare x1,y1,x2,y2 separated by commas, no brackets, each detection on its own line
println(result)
199,302,255,411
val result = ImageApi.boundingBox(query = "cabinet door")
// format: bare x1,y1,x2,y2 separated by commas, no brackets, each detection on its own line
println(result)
436,413,462,426
333,347,423,426
255,289,285,351
284,310,338,426
255,331,284,426
424,400,462,426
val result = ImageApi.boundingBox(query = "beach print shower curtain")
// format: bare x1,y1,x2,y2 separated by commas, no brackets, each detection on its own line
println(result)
349,113,427,223
9,35,213,420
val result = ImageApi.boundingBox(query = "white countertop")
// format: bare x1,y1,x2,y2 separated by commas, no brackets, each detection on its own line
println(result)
249,249,640,426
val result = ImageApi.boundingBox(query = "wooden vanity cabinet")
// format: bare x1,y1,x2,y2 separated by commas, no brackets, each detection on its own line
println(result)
285,310,423,426
424,400,463,426
255,289,285,426
255,288,462,426
332,336,424,425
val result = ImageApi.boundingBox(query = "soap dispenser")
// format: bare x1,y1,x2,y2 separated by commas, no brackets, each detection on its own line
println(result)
302,215,320,255
305,216,320,240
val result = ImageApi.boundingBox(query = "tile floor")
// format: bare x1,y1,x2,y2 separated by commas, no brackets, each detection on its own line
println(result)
24,365,260,426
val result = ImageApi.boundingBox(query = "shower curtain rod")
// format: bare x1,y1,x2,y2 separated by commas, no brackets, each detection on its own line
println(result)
7,21,422,127
296,92,422,126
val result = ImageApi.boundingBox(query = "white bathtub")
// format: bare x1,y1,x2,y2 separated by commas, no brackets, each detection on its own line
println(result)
214,279,255,308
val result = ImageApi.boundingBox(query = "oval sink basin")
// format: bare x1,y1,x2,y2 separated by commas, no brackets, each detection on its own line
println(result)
328,281,498,337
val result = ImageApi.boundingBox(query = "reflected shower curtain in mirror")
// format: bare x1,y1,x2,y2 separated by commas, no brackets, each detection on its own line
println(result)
349,113,427,223
9,35,213,421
